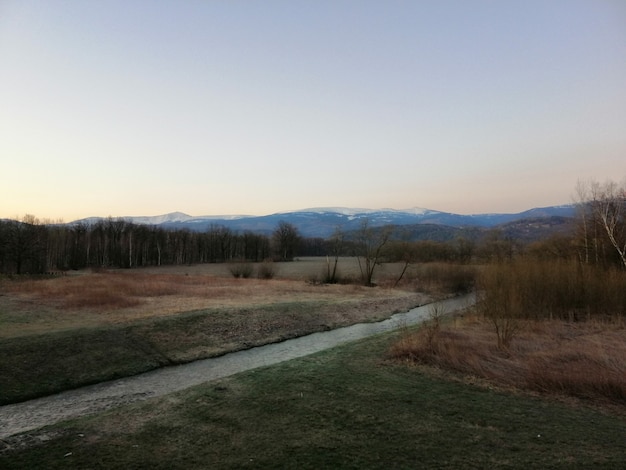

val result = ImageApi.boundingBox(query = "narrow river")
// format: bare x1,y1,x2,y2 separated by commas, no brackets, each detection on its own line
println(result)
0,294,475,439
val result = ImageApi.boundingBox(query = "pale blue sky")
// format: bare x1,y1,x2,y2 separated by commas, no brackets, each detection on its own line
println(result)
1,0,625,221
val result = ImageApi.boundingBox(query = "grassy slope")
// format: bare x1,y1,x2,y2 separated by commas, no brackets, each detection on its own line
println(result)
0,262,430,404
2,331,624,469
0,296,418,405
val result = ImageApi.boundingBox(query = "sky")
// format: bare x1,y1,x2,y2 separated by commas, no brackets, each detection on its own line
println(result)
1,0,625,221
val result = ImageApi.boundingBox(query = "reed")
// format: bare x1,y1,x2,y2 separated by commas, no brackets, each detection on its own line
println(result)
476,259,626,322
390,318,626,404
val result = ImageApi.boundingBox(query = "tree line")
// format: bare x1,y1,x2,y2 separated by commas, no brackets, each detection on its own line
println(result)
0,218,304,274
0,215,480,276
2,178,624,275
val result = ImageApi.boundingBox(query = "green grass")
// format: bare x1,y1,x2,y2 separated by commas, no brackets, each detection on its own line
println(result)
0,303,309,405
0,298,407,405
2,332,624,469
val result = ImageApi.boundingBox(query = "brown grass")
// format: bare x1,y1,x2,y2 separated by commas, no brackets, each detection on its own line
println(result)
2,271,242,309
476,260,626,321
377,262,477,294
0,260,437,405
390,317,626,407
0,260,429,339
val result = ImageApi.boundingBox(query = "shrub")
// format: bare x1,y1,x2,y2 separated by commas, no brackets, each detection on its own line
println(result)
389,319,626,404
475,259,626,348
228,262,254,279
414,263,477,295
321,268,342,284
476,263,525,349
424,302,444,351
477,259,626,322
257,260,277,279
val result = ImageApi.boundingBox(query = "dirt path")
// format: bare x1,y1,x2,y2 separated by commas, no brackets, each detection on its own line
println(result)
0,295,474,440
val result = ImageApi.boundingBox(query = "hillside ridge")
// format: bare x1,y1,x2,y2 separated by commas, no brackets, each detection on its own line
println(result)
70,205,576,238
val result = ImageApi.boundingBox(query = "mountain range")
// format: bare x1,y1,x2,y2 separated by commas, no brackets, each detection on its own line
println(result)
73,205,577,239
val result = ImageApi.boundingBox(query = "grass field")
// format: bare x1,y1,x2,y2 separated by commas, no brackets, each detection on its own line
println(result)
0,259,435,404
2,258,624,467
1,331,624,469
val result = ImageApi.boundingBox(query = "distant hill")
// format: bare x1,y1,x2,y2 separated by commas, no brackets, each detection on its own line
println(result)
495,215,576,243
71,205,576,239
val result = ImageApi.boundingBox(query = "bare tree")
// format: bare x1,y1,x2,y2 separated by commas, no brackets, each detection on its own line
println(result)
589,179,626,269
354,219,392,286
386,230,416,287
575,178,626,269
4,215,48,274
273,221,301,261
574,180,592,264
324,227,344,283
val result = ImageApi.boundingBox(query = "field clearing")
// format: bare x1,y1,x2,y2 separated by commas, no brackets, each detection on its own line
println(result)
0,258,428,339
2,258,625,466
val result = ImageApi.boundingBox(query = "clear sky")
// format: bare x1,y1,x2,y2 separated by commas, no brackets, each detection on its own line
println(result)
1,0,625,221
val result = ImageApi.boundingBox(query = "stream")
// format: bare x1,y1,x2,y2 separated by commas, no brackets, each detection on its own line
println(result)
0,293,475,439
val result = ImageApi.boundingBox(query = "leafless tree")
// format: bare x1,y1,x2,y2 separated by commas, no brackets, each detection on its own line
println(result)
590,179,626,268
325,227,344,283
273,221,301,261
354,219,392,286
576,178,626,269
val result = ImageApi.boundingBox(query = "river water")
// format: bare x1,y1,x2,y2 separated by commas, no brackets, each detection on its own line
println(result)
0,293,475,439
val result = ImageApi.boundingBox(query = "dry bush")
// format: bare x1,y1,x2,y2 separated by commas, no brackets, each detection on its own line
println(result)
228,262,254,279
523,325,626,401
408,263,477,295
475,260,626,349
390,319,626,405
390,324,502,379
257,260,277,279
476,263,525,349
478,259,626,321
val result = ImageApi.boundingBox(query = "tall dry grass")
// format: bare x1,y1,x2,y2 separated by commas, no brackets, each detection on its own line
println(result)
477,259,626,321
384,262,477,294
394,258,626,403
0,271,237,309
390,319,626,405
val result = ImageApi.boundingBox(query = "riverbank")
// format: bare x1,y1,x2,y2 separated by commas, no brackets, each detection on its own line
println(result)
1,262,440,404
2,327,624,469
0,295,473,439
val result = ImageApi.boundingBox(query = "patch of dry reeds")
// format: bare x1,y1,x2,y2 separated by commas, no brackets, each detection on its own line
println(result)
0,268,422,321
390,319,626,405
473,259,626,349
477,260,626,321
385,263,477,294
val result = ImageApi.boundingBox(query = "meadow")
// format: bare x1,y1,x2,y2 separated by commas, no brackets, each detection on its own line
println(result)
0,258,437,404
1,332,624,469
1,256,625,467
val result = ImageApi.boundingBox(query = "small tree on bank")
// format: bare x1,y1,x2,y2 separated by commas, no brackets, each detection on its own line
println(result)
324,227,344,283
354,219,392,286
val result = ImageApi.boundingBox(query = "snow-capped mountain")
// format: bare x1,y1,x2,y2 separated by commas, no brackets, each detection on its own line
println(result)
71,205,576,238
280,207,432,217
123,212,194,225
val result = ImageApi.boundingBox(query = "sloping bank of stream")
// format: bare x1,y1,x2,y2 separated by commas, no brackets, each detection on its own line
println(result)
0,294,475,439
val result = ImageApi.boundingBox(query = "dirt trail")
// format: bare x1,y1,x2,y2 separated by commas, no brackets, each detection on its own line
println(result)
0,294,474,440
